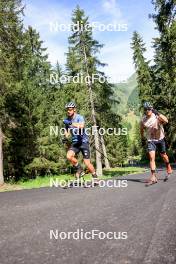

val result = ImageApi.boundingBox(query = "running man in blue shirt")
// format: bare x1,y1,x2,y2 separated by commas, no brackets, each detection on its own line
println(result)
63,102,97,179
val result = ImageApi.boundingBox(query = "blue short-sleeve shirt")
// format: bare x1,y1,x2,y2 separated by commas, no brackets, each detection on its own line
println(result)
64,114,89,144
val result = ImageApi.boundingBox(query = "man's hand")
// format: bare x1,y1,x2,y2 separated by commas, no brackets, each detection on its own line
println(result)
63,119,72,126
152,108,159,116
62,138,68,144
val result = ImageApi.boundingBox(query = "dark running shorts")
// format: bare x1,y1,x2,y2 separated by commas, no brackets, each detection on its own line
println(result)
147,138,166,154
69,142,90,159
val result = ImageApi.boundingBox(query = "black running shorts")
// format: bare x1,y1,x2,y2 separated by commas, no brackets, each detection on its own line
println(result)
69,142,90,159
147,138,166,154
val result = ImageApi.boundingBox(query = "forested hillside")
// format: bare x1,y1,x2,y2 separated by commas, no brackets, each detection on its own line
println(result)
0,1,128,183
0,0,175,185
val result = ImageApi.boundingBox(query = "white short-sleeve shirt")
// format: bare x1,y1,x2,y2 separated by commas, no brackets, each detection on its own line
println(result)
142,113,165,141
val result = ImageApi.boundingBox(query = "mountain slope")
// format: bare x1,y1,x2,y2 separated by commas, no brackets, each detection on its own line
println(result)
112,73,139,116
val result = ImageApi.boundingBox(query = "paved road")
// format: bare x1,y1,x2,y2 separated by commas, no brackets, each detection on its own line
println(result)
0,169,176,264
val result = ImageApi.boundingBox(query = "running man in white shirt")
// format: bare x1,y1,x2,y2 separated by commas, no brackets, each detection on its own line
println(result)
140,102,172,186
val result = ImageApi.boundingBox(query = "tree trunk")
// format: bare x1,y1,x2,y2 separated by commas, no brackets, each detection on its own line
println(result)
82,45,103,176
100,134,110,169
0,126,4,185
87,81,102,176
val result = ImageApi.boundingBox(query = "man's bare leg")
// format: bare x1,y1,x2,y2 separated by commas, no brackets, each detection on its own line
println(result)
67,150,83,179
83,159,99,185
160,152,173,181
67,150,77,166
83,159,96,175
147,151,157,184
160,152,173,173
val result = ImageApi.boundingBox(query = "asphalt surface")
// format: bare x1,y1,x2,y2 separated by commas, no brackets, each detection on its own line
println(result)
0,169,176,264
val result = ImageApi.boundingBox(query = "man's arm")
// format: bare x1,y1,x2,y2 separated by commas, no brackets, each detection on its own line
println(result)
152,108,168,124
158,114,168,124
63,116,85,130
71,122,84,129
72,115,85,129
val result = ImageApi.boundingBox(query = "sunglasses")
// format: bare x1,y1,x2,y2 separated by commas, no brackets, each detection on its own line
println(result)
144,108,152,111
67,108,75,112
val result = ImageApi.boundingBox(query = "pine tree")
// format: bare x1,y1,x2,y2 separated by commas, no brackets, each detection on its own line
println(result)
150,0,176,147
66,6,105,176
0,0,24,183
8,26,52,180
66,6,124,174
131,31,153,105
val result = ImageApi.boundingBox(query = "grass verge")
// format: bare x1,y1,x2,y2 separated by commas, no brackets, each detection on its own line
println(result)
0,166,146,192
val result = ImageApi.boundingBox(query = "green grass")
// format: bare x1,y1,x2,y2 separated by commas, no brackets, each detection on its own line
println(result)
102,166,145,178
19,174,73,189
0,167,146,192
